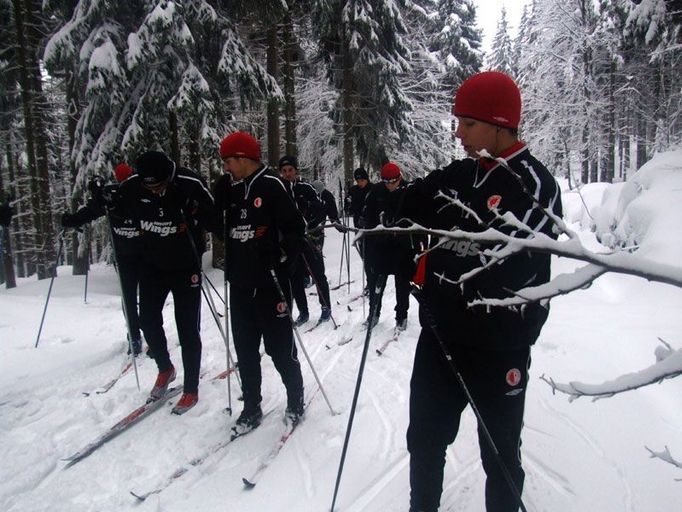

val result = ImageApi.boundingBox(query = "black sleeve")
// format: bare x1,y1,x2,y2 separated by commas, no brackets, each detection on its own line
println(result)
212,173,232,241
299,184,326,229
178,170,217,234
323,190,339,222
274,183,306,268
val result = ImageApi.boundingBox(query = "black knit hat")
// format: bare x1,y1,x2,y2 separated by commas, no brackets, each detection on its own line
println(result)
278,155,298,170
353,167,368,180
135,151,176,186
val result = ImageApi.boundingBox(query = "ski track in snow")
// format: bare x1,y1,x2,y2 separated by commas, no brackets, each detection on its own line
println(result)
535,395,635,512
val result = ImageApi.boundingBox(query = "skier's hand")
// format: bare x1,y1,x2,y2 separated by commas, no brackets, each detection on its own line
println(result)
88,176,105,205
101,185,120,206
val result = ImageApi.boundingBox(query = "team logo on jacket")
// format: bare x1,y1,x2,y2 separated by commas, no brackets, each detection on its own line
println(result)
231,225,255,242
254,197,262,208
140,220,178,236
112,226,141,238
505,368,522,387
190,274,200,287
276,302,287,316
487,195,502,210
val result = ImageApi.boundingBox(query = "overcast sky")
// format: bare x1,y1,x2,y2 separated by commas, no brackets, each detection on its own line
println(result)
473,0,529,54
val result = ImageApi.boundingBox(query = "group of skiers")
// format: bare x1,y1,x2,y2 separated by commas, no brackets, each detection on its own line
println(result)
54,70,561,511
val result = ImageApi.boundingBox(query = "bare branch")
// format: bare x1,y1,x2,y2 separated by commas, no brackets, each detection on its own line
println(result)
645,446,682,478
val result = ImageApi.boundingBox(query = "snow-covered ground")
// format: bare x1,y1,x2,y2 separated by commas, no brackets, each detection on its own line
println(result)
2,152,682,512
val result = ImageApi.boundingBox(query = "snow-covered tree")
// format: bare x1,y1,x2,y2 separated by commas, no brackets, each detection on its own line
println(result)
486,6,514,76
45,0,280,194
312,0,414,180
429,0,483,90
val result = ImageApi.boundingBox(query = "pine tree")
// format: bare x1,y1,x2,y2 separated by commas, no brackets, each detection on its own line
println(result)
429,0,483,91
45,1,280,192
486,6,514,76
312,0,413,179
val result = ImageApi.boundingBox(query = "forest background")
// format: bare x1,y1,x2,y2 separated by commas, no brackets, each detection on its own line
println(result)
0,0,680,285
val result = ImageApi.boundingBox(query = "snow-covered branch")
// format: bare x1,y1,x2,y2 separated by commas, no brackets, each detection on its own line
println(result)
540,339,682,402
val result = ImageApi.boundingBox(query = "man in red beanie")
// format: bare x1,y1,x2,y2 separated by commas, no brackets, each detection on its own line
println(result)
361,162,420,331
61,163,145,357
215,132,306,434
394,71,563,512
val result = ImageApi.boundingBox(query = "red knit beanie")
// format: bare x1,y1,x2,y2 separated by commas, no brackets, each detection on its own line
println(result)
113,163,133,182
219,131,261,161
381,162,401,180
454,71,521,129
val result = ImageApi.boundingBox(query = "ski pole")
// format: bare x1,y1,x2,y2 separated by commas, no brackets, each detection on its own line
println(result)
330,277,387,512
179,206,238,412
203,271,225,305
222,209,233,416
338,226,347,288
83,226,90,303
269,268,336,415
103,207,141,391
35,230,66,348
345,215,351,294
413,288,529,512
199,272,240,399
337,178,346,288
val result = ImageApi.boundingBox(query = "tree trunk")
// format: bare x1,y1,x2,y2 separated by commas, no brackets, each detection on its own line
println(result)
0,167,17,289
13,0,56,279
169,110,181,165
342,38,355,185
580,128,589,184
603,61,616,184
188,121,201,174
282,13,297,158
65,70,89,275
266,26,280,167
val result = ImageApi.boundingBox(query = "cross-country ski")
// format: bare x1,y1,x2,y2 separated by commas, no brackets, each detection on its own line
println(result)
63,386,183,469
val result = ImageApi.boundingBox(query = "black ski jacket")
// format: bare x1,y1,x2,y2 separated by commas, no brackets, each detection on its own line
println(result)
345,184,371,227
362,181,422,277
400,143,563,350
286,178,325,230
117,167,215,272
219,166,305,289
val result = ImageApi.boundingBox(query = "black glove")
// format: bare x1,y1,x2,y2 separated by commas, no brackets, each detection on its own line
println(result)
61,212,82,228
101,184,121,206
87,175,106,206
0,203,13,227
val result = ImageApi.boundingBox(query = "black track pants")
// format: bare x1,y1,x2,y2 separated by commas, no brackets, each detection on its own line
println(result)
407,328,529,512
367,271,411,322
291,240,331,315
139,266,202,393
230,280,304,410
117,254,141,342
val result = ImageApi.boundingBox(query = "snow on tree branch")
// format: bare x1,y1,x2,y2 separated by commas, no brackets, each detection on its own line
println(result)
540,338,682,402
